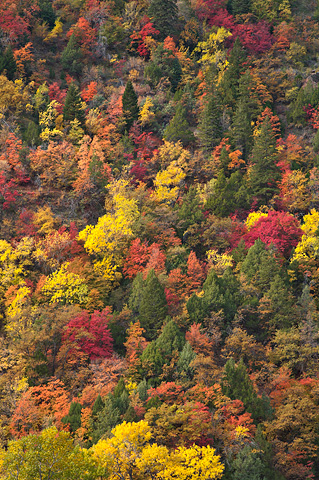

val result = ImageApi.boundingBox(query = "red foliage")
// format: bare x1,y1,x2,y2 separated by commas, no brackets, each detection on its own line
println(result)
123,239,166,279
244,210,303,258
186,323,213,356
147,382,184,404
16,209,37,238
0,0,37,40
63,308,113,360
81,81,97,102
0,172,20,209
130,17,159,58
48,83,67,114
67,17,97,57
187,251,206,293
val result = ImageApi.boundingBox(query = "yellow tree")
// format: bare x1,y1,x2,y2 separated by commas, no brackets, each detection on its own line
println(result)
194,27,232,82
78,180,139,291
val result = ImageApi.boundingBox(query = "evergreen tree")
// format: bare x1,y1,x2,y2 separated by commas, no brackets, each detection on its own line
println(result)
207,170,249,217
163,103,195,146
37,0,56,28
227,0,251,15
61,33,83,75
232,99,253,158
197,91,222,153
92,394,104,418
62,402,82,433
63,83,86,125
139,269,168,340
186,293,207,324
122,80,139,131
144,44,182,92
220,38,247,110
230,445,267,480
177,341,196,382
240,239,280,292
249,117,281,205
148,0,179,40
222,358,272,423
128,272,144,316
0,46,16,81
177,186,204,236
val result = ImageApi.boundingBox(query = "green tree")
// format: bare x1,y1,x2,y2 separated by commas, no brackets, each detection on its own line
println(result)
222,358,272,423
197,91,222,153
248,117,281,205
37,0,56,28
207,170,249,217
230,445,267,480
148,0,179,40
62,401,82,433
139,269,168,340
219,38,247,110
227,0,251,15
63,83,85,125
163,103,195,146
122,80,139,131
61,33,83,75
232,99,253,159
177,341,196,382
0,46,16,81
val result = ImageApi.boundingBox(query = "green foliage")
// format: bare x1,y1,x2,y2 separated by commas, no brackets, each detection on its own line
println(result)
63,83,86,125
62,401,82,433
148,0,179,40
0,47,16,81
61,34,83,75
163,103,195,146
139,269,168,340
197,91,222,153
249,117,281,205
122,80,139,131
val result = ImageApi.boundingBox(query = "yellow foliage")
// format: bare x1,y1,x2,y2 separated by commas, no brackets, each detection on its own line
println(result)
41,262,89,305
34,207,57,235
91,420,224,480
194,27,232,82
0,76,31,118
292,209,319,263
139,97,155,126
39,100,63,141
0,237,34,288
44,18,63,42
155,140,191,169
245,211,268,230
78,180,139,289
207,249,233,275
153,160,186,203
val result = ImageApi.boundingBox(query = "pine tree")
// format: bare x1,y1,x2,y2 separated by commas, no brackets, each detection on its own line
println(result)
220,38,247,110
63,83,86,125
148,0,179,40
38,0,56,28
62,402,82,433
207,170,249,217
61,33,83,75
249,116,281,205
0,46,16,81
232,99,253,159
240,239,280,292
163,103,195,146
128,272,144,316
227,0,251,15
139,269,168,340
222,358,272,423
197,91,222,153
177,186,204,236
177,341,196,382
122,80,139,131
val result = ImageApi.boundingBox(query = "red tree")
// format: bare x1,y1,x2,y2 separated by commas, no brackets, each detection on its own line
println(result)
63,308,113,360
244,210,303,258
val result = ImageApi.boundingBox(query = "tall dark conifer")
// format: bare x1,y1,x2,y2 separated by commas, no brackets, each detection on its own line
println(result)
122,80,139,131
148,0,179,40
63,83,86,125
197,91,222,153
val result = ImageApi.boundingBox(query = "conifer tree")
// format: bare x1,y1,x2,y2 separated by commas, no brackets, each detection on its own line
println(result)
61,33,83,75
207,170,249,217
220,38,247,110
249,116,281,205
0,46,16,81
228,0,251,15
163,103,195,146
62,401,82,433
177,341,196,382
148,0,179,40
240,239,280,292
222,358,272,423
197,91,222,153
232,99,253,158
63,83,85,125
139,269,168,340
122,80,139,131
